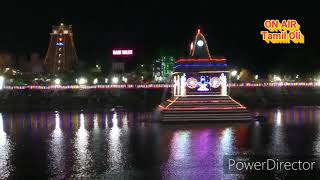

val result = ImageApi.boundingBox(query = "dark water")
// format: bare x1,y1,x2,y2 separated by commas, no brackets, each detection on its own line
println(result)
1,107,320,179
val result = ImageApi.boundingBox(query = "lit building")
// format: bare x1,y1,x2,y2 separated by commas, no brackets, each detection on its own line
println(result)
159,29,251,122
111,49,133,73
153,56,175,82
44,23,78,73
110,49,133,83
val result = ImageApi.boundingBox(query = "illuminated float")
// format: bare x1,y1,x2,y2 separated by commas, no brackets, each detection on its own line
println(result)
159,29,251,121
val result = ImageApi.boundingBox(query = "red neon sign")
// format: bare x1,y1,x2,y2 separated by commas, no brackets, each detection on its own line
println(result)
112,49,133,55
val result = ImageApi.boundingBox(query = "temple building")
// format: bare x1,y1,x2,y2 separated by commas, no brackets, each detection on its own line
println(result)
159,29,251,121
44,23,78,73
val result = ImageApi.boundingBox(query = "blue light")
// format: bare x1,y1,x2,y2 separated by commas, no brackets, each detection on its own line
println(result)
56,42,64,46
174,64,227,68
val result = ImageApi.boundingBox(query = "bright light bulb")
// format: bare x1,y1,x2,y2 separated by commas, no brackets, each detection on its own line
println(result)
78,77,87,85
112,77,119,84
231,70,237,77
93,78,98,84
0,76,4,90
54,78,61,85
197,40,204,47
273,75,281,82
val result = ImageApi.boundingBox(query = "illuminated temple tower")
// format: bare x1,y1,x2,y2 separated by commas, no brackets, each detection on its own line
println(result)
159,29,251,121
44,23,78,73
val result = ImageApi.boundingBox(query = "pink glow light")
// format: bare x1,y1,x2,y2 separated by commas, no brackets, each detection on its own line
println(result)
112,49,133,55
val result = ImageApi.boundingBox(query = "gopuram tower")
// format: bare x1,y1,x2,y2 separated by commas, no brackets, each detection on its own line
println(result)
159,29,251,122
44,23,78,73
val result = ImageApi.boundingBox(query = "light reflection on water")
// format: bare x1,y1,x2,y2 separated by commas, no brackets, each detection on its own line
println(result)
0,107,320,179
0,113,12,179
48,112,64,178
108,112,122,171
73,113,91,178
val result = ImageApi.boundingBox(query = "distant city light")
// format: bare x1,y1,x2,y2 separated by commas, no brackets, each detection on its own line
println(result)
122,76,127,83
93,78,98,85
112,77,119,84
197,40,204,47
231,70,237,77
273,75,281,82
78,77,87,85
54,78,61,85
0,76,4,90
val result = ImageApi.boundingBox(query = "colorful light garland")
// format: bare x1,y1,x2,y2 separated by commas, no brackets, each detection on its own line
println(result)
1,82,319,90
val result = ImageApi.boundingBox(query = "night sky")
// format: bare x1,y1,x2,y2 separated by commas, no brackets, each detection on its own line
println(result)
0,1,318,75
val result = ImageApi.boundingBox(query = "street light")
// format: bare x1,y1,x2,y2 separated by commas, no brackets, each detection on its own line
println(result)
273,75,281,82
231,70,237,77
254,75,258,80
93,78,98,85
0,76,4,90
123,77,127,83
54,78,61,85
112,77,118,84
78,77,87,85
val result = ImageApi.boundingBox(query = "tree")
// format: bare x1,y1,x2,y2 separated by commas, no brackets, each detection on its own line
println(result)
239,68,252,82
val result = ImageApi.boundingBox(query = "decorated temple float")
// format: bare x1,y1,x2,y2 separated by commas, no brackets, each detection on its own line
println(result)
158,29,251,122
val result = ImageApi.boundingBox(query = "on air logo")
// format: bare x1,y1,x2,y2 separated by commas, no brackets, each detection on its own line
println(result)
261,19,304,44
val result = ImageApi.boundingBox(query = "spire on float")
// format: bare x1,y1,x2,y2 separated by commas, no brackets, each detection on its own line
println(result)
190,28,212,59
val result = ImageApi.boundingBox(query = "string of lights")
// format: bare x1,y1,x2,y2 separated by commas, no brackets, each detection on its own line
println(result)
2,82,320,90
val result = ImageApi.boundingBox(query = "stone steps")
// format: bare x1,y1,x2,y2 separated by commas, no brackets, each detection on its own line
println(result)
159,95,251,122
